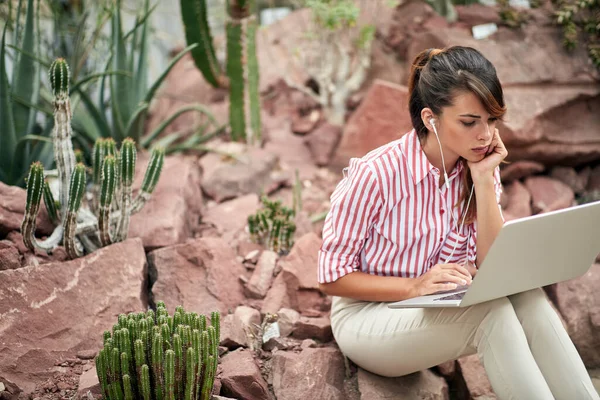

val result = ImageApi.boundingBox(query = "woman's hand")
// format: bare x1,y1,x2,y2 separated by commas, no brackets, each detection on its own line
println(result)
467,128,507,184
413,263,473,297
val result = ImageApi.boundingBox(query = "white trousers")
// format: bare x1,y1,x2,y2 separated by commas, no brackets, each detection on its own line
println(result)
331,288,599,400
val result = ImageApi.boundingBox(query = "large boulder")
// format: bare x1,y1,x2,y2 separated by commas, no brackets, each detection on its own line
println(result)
201,193,261,244
524,176,575,214
271,347,346,400
129,154,203,250
148,237,246,316
332,80,413,168
0,239,147,394
545,263,600,368
0,182,54,238
357,368,449,400
219,348,272,400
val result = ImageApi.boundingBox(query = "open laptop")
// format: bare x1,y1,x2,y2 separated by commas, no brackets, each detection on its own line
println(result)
388,200,600,309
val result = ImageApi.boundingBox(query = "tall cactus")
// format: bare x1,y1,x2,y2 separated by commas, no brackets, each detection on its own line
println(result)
96,302,220,400
180,0,261,145
20,58,165,259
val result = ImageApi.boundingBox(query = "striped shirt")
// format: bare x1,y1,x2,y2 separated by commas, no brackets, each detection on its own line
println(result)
318,129,504,284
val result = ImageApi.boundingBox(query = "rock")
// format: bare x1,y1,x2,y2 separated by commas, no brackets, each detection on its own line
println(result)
148,237,246,316
545,264,600,368
524,176,575,214
129,154,203,250
0,243,21,270
220,306,261,350
262,273,295,315
436,361,458,380
502,180,532,221
455,4,501,26
0,239,147,395
245,250,278,299
292,109,321,135
305,122,343,167
77,365,101,399
292,316,333,342
550,166,588,195
271,347,346,400
457,355,496,400
219,349,272,400
588,165,600,193
358,368,449,400
263,337,292,352
200,146,279,203
0,182,54,238
382,0,437,60
300,339,318,349
76,350,97,360
277,308,301,337
202,194,261,244
500,161,545,182
279,232,321,291
333,80,412,168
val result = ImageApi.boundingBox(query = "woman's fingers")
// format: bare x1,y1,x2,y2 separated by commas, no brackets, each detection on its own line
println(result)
441,264,472,281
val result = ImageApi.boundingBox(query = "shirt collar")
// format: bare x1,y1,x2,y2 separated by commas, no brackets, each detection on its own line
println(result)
401,129,465,186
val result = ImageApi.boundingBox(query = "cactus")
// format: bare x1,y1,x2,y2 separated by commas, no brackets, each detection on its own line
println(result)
180,0,261,145
20,58,165,259
96,302,220,400
248,195,296,254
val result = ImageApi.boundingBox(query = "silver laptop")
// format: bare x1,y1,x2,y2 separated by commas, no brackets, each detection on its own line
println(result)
388,200,600,309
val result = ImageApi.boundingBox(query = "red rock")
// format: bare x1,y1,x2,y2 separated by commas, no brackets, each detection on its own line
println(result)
455,4,501,26
305,122,343,167
0,243,21,270
457,354,496,399
277,308,301,337
358,368,449,399
0,239,147,395
200,146,279,203
524,176,575,214
262,273,296,315
220,306,261,350
264,124,320,182
202,194,261,244
550,166,588,194
148,237,246,316
436,360,458,380
588,165,600,193
0,182,54,238
77,365,101,399
129,154,203,250
245,250,278,299
271,347,346,400
333,80,412,168
219,349,272,400
292,109,321,135
292,316,333,342
280,232,321,290
500,161,545,182
545,264,600,368
502,180,532,221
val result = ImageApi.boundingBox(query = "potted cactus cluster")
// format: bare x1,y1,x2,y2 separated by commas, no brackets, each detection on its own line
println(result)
21,58,165,259
96,302,220,400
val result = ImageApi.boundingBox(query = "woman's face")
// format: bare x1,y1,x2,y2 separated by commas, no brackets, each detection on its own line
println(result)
434,90,499,163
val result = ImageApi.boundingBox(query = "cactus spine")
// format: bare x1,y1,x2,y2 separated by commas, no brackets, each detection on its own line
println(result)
179,0,261,144
96,302,220,400
21,58,165,259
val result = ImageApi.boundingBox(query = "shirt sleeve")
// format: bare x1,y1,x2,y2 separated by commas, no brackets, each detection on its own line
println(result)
466,166,504,265
317,158,383,284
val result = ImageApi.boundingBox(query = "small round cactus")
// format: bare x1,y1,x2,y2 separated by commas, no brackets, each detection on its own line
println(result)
49,58,70,98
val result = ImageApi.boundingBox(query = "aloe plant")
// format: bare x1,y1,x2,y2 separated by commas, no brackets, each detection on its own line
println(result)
248,195,296,254
21,58,164,259
71,0,222,155
0,0,54,187
180,0,262,145
96,302,220,400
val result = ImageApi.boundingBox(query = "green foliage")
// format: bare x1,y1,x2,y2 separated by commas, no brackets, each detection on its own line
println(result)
306,0,360,29
248,195,296,254
555,0,600,69
96,302,220,400
0,0,54,187
498,0,530,27
21,58,165,259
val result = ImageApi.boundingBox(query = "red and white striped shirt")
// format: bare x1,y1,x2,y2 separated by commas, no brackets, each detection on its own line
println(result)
318,129,503,284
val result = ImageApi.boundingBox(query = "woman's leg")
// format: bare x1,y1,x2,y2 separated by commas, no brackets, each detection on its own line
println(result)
330,295,554,400
509,288,599,400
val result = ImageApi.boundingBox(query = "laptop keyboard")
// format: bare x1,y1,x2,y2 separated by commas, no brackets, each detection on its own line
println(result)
434,292,466,301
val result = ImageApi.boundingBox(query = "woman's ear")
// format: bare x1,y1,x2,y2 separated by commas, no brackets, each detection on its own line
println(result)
421,108,435,131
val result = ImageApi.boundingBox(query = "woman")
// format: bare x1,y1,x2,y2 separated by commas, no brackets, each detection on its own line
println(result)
317,46,598,400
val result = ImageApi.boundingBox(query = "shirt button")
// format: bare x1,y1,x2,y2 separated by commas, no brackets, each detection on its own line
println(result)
439,237,443,242
441,209,445,214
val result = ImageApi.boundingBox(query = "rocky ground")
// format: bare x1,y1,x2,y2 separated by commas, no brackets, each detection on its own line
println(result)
2,0,600,399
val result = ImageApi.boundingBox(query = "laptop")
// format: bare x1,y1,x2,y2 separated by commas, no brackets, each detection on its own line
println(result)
388,200,600,309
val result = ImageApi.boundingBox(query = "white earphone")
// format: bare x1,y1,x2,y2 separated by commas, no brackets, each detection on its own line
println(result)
429,117,475,264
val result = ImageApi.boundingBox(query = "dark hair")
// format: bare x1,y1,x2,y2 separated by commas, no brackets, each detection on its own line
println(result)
407,46,507,224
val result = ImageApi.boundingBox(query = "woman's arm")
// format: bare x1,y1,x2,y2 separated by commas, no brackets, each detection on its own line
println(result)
473,176,504,266
319,271,418,302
